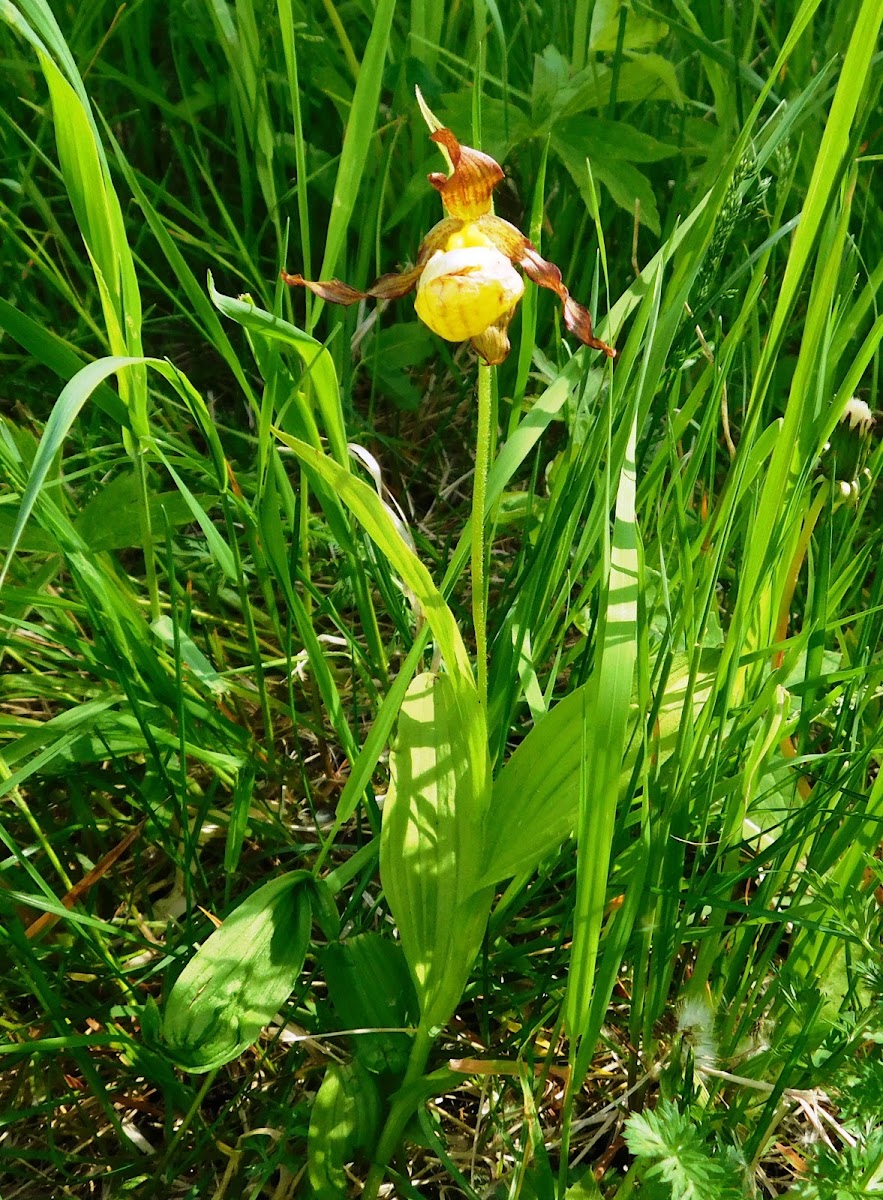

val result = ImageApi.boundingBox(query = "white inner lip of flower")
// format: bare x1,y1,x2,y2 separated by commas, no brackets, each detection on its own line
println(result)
416,246,524,340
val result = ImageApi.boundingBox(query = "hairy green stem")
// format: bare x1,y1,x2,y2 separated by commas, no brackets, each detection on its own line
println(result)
472,363,493,709
134,445,161,623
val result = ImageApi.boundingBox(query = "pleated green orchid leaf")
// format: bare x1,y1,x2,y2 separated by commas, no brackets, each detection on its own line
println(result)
323,933,417,1076
380,671,493,1035
161,871,313,1072
478,651,718,890
308,1062,382,1200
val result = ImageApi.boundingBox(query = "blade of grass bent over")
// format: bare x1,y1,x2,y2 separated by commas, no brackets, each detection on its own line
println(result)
0,356,149,590
273,432,476,693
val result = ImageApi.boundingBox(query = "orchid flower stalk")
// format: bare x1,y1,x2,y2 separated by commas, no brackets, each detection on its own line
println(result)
283,94,616,708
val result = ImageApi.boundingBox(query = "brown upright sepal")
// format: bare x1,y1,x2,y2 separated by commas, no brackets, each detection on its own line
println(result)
427,128,504,221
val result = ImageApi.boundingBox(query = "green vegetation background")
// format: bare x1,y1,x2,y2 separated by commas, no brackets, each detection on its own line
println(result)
1,1,881,1197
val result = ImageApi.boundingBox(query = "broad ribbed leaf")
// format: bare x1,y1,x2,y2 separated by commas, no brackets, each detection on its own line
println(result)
323,933,416,1075
478,651,717,889
161,871,312,1072
308,1062,381,1200
380,672,492,1033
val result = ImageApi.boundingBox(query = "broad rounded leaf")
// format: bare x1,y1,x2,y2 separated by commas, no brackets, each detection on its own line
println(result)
161,871,313,1072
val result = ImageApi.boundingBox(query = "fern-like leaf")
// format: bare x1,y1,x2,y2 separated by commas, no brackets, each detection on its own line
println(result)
624,1101,744,1200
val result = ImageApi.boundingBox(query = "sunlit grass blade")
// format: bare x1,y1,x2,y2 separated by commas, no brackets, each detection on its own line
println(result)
311,0,396,326
564,407,640,1057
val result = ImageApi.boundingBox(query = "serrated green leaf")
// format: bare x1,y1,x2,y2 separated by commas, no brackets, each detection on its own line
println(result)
589,0,668,51
565,1174,604,1199
552,130,666,235
625,1101,743,1200
74,472,218,552
561,118,678,165
0,507,59,554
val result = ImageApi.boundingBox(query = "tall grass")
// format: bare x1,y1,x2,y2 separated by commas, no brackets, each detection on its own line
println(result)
1,0,881,1196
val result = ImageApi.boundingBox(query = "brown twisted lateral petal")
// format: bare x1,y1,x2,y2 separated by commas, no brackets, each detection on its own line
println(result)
281,219,462,307
469,214,618,360
280,264,424,306
520,247,617,359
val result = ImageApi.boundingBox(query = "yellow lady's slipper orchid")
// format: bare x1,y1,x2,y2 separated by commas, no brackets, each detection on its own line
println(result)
282,100,616,366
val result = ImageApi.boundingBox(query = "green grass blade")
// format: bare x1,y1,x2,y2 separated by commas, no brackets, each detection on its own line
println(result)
0,297,127,425
209,276,348,467
274,431,476,691
312,0,396,324
564,408,640,1054
0,356,150,589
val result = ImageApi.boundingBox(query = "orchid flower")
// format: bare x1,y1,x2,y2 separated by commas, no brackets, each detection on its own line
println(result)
282,93,616,366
